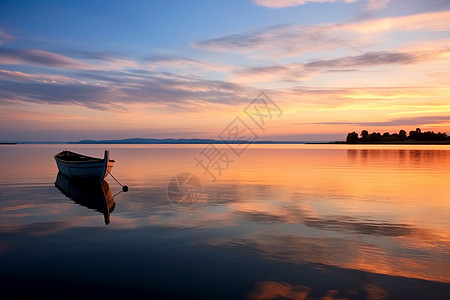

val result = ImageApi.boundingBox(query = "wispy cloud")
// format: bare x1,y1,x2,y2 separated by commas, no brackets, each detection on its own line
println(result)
347,10,450,33
232,47,450,84
305,49,450,69
253,0,357,8
366,0,390,10
0,28,14,45
194,24,352,57
142,54,207,65
0,47,141,71
0,75,109,109
255,0,448,11
0,48,91,69
232,63,314,83
0,69,73,83
62,49,117,61
299,115,450,127
195,10,450,57
140,54,233,75
274,86,450,109
362,0,450,14
0,68,253,109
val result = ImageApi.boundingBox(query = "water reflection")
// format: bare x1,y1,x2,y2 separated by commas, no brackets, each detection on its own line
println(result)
1,145,450,299
247,281,388,300
54,172,115,224
347,148,450,166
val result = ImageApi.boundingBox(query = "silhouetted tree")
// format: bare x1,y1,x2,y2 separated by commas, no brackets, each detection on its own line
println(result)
346,131,359,143
346,127,449,143
420,131,448,141
361,130,369,140
366,132,382,142
399,130,407,141
409,128,422,140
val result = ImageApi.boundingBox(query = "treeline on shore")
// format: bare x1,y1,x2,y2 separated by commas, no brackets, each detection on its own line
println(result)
346,128,450,143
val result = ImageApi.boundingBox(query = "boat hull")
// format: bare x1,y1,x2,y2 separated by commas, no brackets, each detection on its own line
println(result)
55,160,113,181
54,150,114,183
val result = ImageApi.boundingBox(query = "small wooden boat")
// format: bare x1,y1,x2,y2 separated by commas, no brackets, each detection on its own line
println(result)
54,150,114,183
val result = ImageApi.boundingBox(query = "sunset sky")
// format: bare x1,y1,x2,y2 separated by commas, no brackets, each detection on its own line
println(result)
1,0,450,142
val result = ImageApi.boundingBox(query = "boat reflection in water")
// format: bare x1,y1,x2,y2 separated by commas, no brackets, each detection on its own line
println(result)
55,172,116,224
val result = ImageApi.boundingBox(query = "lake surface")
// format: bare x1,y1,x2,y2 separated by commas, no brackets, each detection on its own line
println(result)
1,144,450,299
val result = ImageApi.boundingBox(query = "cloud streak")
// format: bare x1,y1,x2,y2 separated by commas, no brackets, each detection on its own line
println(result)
0,28,14,45
300,115,450,126
366,0,391,10
233,47,450,83
304,49,449,69
233,63,313,83
195,10,450,57
0,68,253,109
0,48,91,69
347,10,450,33
194,24,351,57
253,0,357,8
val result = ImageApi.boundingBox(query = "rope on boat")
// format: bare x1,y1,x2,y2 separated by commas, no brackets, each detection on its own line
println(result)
113,190,123,197
107,170,129,192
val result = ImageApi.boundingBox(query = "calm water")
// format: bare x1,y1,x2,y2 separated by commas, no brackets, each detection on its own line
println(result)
1,144,450,299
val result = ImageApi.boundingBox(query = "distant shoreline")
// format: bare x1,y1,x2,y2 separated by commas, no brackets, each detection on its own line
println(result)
5,141,450,145
5,138,450,145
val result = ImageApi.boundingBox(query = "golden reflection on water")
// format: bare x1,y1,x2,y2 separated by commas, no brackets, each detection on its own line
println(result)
179,145,450,284
247,280,388,300
83,144,450,284
1,144,450,285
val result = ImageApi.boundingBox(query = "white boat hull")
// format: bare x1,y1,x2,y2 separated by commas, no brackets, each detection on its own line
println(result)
54,150,114,183
55,160,113,181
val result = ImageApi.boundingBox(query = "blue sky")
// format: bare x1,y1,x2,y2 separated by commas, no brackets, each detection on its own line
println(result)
1,0,450,141
0,1,354,57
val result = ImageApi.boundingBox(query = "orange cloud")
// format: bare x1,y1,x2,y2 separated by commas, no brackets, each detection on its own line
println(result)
348,10,450,33
232,47,450,85
366,0,390,10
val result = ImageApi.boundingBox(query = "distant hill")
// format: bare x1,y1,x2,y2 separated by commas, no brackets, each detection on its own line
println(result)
71,138,221,144
69,138,311,144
